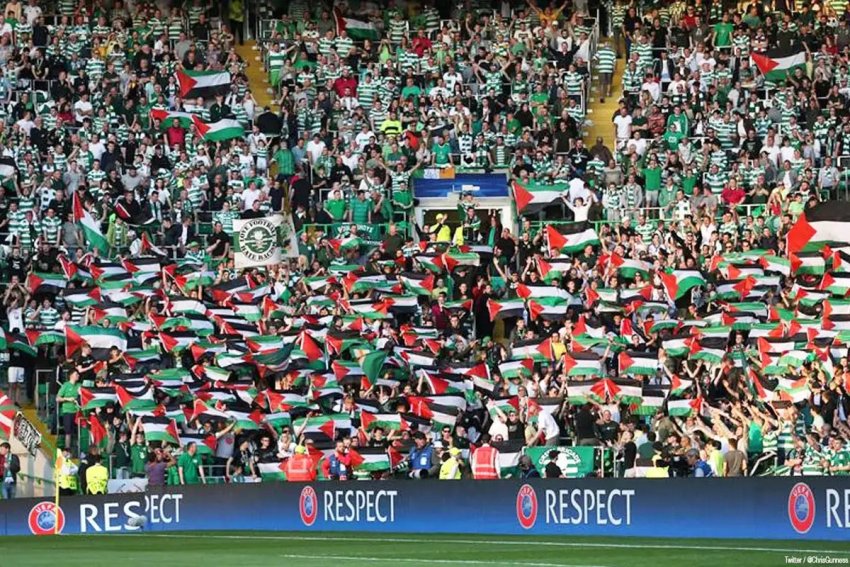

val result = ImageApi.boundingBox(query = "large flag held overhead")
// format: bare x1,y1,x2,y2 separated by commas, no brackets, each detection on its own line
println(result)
72,191,109,256
333,8,380,40
545,225,600,254
751,46,806,83
192,115,245,142
512,181,566,215
176,69,231,98
150,109,194,130
787,201,850,253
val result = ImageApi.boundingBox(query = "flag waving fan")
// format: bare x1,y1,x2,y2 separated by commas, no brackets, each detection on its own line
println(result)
787,201,850,253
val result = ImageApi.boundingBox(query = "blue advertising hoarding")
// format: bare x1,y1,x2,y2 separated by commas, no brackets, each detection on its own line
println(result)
413,173,509,199
2,478,849,540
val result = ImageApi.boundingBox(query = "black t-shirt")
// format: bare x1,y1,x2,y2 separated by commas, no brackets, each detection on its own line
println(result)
574,407,596,439
208,231,229,256
544,461,562,478
599,420,620,442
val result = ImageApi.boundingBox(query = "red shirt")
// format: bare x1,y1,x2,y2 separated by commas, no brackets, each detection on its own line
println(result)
412,36,432,57
166,126,185,147
333,76,358,98
721,185,745,206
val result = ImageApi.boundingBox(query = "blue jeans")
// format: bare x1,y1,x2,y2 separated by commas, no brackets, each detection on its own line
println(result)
2,482,16,499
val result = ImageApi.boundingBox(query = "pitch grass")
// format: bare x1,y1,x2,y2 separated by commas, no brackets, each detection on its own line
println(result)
3,531,850,567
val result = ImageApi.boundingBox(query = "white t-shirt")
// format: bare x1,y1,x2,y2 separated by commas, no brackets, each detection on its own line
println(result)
613,114,632,139
73,100,93,123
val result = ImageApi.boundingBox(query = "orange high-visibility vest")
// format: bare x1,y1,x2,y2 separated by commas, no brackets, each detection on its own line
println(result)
285,454,317,482
471,445,499,479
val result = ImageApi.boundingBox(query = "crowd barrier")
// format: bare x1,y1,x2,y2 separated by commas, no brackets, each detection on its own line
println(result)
2,478,849,539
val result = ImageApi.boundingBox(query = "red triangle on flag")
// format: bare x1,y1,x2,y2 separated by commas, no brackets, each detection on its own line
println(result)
787,214,817,254
751,52,779,75
512,182,534,213
176,70,199,98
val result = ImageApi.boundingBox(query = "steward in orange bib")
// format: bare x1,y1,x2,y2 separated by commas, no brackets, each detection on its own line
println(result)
285,446,317,482
471,434,501,479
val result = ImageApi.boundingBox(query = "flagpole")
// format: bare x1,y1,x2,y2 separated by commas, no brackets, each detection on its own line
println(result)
53,448,62,535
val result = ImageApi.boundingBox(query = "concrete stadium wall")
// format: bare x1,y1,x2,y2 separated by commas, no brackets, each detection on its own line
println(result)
1,478,848,540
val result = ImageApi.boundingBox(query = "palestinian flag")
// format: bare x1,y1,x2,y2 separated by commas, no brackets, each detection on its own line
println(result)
358,350,389,388
0,394,13,438
606,378,644,404
487,299,525,320
776,377,811,403
192,115,245,142
79,387,117,410
64,288,101,308
516,283,571,301
398,273,435,296
333,8,380,40
65,326,127,358
116,384,157,412
176,69,231,98
670,375,694,396
26,272,66,294
667,397,701,417
527,297,569,321
752,46,806,83
498,359,534,379
349,447,391,471
787,201,850,253
546,226,600,254
88,414,108,450
792,252,826,276
659,270,707,300
566,379,605,404
611,256,652,280
618,351,659,376
140,416,180,444
360,411,409,432
72,191,109,256
492,439,525,478
257,461,288,481
512,181,565,214
510,338,553,362
486,396,520,418
635,388,667,416
150,109,194,130
181,434,218,455
562,352,605,376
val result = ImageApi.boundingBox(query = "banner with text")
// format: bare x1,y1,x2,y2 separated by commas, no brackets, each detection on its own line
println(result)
1,479,849,540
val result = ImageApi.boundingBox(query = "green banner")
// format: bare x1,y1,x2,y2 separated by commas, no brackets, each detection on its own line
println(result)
525,446,603,478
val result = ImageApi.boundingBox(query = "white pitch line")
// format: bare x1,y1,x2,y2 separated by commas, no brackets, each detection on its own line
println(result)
280,553,610,567
133,534,850,555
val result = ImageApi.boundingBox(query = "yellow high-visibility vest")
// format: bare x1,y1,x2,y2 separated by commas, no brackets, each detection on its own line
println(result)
86,464,109,494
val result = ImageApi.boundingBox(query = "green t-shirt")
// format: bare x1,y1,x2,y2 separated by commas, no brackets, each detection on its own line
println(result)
325,198,347,221
58,381,80,415
131,444,148,475
831,450,850,475
643,167,662,191
748,421,764,454
682,174,698,195
433,143,452,165
178,452,201,484
350,198,371,224
713,23,733,47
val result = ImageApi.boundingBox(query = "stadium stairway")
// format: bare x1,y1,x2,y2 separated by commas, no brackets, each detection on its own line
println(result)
236,40,275,110
583,55,624,150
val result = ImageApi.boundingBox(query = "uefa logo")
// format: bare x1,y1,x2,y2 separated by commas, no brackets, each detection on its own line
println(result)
299,486,318,527
516,484,538,529
788,482,816,534
28,502,65,536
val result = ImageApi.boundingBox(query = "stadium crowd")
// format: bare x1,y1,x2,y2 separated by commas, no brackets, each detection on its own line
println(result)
1,0,850,495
